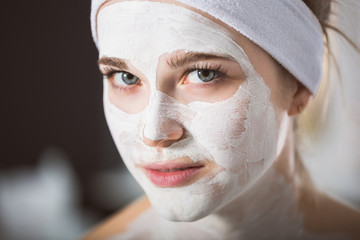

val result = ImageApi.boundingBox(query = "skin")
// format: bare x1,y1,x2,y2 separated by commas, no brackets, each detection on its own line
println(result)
83,0,360,239
100,51,244,114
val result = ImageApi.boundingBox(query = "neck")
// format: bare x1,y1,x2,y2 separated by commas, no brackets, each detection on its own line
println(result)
197,119,308,239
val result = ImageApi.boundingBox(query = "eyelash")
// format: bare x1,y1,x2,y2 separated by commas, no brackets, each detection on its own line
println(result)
102,66,122,79
102,66,139,92
181,63,227,86
101,63,228,91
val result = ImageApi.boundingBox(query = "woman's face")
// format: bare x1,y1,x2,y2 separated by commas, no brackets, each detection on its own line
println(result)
97,0,293,221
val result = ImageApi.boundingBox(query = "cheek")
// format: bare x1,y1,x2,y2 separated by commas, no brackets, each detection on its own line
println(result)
187,75,278,183
189,99,249,152
103,81,144,159
108,80,151,114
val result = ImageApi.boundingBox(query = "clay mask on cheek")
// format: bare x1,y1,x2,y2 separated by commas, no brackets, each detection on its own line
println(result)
97,2,279,221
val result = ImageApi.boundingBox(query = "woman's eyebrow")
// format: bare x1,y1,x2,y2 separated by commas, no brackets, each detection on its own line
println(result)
98,56,128,70
97,53,234,70
167,52,235,69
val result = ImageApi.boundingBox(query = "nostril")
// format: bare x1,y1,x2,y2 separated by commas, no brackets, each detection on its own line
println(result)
158,130,186,148
142,137,162,147
167,130,185,141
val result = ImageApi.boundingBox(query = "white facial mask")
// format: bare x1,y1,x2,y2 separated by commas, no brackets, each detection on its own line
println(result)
98,1,279,221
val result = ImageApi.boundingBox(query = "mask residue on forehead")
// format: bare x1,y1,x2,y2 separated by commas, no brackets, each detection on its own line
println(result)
97,1,252,79
98,1,280,223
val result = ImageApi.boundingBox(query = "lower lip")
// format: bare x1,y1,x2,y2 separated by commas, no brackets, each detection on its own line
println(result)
144,167,203,187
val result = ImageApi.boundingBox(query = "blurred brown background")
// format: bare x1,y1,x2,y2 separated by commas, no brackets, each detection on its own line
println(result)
0,1,142,239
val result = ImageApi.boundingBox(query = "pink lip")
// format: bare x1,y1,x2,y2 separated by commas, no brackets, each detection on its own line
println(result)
141,162,204,188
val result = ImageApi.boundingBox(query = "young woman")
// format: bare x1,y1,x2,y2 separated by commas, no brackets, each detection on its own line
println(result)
84,0,360,239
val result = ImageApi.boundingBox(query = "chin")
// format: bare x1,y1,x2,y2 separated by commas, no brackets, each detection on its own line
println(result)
140,178,239,222
150,196,218,222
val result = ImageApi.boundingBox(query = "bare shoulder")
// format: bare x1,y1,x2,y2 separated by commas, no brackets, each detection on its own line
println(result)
81,195,151,240
304,192,360,239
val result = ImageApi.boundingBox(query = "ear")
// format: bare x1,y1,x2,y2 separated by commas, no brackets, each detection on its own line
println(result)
287,83,312,116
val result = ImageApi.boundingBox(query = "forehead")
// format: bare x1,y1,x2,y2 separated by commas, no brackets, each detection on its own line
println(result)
98,0,232,33
97,1,248,74
98,2,234,53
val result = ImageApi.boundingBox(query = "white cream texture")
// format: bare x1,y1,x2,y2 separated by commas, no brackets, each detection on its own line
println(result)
97,1,279,223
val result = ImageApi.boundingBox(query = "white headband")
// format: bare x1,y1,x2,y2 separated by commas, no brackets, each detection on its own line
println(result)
90,0,324,94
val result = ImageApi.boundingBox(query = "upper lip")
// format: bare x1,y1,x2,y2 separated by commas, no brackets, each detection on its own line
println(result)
137,157,204,171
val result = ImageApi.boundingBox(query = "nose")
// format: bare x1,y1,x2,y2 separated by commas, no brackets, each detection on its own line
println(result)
142,94,185,148
142,122,185,148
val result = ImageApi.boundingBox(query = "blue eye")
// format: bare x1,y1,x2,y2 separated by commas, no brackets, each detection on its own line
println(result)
114,71,139,85
197,69,216,82
188,69,216,83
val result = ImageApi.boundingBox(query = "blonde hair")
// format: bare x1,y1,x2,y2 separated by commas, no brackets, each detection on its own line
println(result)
299,0,360,137
294,0,360,198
